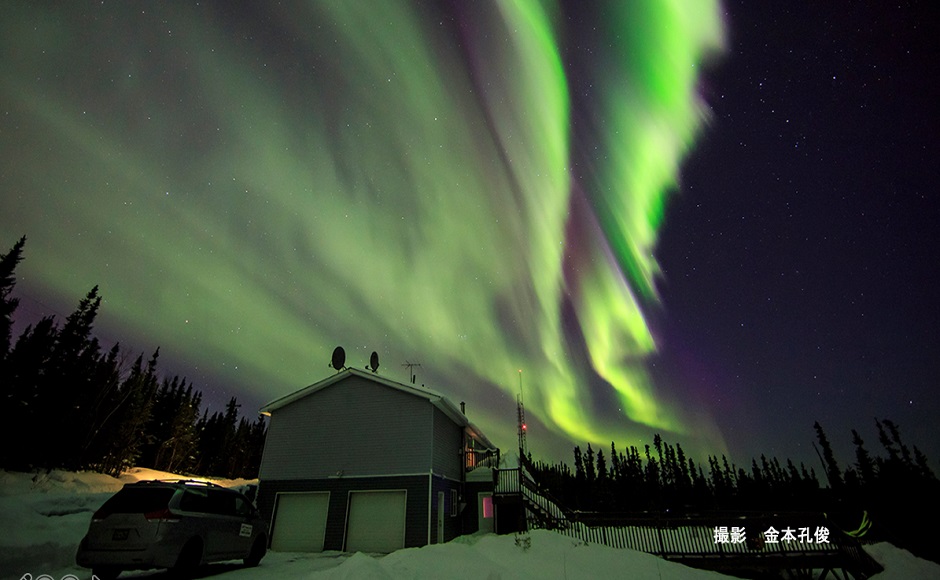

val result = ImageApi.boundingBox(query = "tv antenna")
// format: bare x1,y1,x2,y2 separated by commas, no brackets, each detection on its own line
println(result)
402,361,421,384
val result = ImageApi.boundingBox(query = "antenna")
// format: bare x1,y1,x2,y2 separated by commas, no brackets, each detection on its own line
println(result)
330,346,346,371
366,351,380,373
518,369,524,405
402,361,421,384
517,369,527,459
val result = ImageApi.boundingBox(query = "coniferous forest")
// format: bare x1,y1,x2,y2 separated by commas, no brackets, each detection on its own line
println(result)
0,237,265,478
2,236,938,563
525,422,939,563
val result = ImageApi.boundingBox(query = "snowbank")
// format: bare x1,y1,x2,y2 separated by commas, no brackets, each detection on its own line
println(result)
0,468,255,578
312,530,729,580
866,542,940,579
2,468,937,580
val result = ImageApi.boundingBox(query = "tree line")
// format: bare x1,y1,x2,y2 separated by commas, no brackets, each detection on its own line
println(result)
0,236,266,478
526,420,938,562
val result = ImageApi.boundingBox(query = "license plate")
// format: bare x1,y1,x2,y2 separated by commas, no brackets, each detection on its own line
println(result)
112,529,129,541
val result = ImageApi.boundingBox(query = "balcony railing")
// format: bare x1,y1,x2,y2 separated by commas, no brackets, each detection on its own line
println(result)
465,447,500,472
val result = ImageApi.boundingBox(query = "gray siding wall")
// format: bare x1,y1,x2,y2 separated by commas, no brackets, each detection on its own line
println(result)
431,407,463,480
258,475,430,551
430,475,463,543
259,375,433,480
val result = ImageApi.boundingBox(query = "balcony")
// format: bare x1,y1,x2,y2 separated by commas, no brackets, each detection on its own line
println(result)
465,447,500,472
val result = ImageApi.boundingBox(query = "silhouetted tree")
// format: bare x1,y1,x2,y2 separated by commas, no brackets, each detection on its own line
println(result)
42,287,104,468
0,236,26,360
94,351,160,475
141,376,203,473
610,442,621,481
675,443,691,491
813,421,843,489
913,446,936,481
882,419,912,467
585,443,596,485
874,418,899,464
596,449,608,483
851,429,875,486
1,316,57,468
0,246,267,477
573,445,585,484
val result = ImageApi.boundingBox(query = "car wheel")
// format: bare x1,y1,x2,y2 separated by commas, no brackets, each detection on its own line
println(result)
172,538,203,578
92,566,121,580
244,534,267,567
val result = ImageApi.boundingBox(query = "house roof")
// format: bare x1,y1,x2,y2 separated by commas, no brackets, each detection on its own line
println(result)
260,367,497,450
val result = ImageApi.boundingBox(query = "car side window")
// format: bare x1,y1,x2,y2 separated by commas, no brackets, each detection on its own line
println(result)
207,489,236,516
179,489,212,513
234,496,252,517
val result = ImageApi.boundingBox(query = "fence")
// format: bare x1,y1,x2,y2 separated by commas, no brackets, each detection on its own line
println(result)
498,462,883,579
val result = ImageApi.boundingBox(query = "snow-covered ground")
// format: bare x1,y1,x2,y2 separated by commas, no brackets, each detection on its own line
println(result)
2,469,936,580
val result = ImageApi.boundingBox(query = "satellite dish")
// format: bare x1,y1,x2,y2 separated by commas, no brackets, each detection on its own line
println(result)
369,351,380,373
331,346,346,370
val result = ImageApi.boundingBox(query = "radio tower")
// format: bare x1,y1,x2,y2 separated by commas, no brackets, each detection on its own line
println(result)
516,370,527,460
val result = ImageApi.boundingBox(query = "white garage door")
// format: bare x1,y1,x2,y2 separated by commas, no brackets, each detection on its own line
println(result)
345,490,407,553
271,491,330,552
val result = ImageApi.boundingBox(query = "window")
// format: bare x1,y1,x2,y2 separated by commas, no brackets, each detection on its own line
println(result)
180,490,212,513
207,489,236,516
235,496,252,517
450,491,458,517
482,495,494,519
100,488,174,514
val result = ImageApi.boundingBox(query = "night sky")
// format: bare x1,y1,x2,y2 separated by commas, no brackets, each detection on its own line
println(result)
2,1,937,470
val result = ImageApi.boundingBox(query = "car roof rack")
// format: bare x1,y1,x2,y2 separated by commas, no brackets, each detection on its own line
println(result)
133,478,225,488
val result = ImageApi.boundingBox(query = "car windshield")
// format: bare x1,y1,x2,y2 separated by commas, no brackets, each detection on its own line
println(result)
100,487,175,513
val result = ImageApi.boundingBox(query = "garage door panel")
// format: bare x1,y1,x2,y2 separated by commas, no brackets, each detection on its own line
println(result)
271,491,330,552
345,490,406,553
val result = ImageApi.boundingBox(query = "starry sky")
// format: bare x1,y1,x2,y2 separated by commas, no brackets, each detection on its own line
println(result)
2,1,937,470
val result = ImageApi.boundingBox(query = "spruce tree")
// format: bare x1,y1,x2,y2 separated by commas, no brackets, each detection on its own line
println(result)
645,445,661,498
596,449,607,482
813,421,843,489
245,415,267,478
610,442,621,481
786,459,801,486
585,444,596,484
882,419,913,467
874,418,899,463
676,443,691,490
1,316,57,468
912,446,936,481
0,236,26,360
851,429,876,486
77,343,122,468
573,445,584,501
44,286,103,467
96,350,159,475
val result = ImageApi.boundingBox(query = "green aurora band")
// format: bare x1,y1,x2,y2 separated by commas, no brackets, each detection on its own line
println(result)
0,0,726,459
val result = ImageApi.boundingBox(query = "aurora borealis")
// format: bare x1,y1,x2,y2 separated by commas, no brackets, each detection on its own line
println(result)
3,1,937,466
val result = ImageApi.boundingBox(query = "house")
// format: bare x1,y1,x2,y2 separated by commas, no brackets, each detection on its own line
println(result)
255,366,501,553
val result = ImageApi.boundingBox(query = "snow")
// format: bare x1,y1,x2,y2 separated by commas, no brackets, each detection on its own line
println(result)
866,542,940,579
2,469,937,580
